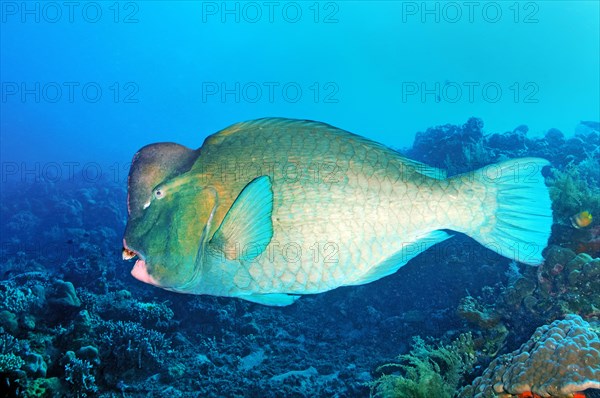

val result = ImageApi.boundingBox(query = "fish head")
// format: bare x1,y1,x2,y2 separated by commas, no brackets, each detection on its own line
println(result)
123,143,218,291
125,142,197,219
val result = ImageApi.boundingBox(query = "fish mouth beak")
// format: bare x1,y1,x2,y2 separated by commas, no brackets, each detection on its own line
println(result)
122,238,142,261
131,258,160,286
122,238,159,286
122,247,137,260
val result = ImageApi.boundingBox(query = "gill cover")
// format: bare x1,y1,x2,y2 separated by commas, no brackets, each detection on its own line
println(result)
129,172,218,289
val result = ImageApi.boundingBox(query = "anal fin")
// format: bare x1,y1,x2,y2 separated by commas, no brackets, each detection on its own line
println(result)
351,230,452,285
241,293,301,306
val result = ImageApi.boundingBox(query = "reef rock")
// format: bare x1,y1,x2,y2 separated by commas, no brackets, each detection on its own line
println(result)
461,314,600,398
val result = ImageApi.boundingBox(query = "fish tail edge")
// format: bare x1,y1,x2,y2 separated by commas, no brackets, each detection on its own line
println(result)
467,157,553,265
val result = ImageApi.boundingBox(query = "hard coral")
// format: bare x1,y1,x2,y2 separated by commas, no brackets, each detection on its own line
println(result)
407,117,492,175
62,351,98,395
548,157,600,233
483,247,600,334
462,314,600,398
0,328,24,373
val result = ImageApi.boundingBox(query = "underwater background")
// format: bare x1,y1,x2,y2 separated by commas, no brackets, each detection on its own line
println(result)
1,1,599,397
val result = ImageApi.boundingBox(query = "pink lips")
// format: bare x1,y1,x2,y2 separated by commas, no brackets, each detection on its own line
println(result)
131,259,160,286
123,238,160,286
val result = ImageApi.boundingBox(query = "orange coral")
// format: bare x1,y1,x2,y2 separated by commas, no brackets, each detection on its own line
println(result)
518,390,587,398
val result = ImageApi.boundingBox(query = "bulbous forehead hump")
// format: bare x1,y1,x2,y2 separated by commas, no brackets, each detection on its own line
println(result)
127,143,197,217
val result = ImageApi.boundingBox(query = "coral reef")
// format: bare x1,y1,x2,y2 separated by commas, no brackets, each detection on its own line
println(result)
547,157,600,257
370,333,475,398
461,314,600,398
407,117,492,175
0,118,598,396
0,328,24,373
457,295,508,357
410,119,599,195
505,246,597,323
62,351,98,396
456,246,600,365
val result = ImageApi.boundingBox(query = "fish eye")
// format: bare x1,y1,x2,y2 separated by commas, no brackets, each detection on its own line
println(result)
154,188,165,199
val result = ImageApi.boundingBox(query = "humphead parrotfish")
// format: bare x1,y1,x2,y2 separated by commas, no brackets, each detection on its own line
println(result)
122,118,553,306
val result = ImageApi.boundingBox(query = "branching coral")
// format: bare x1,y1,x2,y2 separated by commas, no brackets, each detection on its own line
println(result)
63,351,98,396
0,327,24,373
95,319,171,372
78,289,174,329
370,334,475,398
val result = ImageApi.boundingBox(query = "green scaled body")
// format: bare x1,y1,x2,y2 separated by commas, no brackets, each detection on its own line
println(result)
123,118,553,306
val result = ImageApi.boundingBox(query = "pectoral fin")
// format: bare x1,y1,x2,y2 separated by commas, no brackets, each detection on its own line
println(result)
195,187,218,265
210,176,274,261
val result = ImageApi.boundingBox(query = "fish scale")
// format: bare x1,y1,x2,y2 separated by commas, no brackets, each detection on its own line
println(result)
199,121,453,293
124,118,553,306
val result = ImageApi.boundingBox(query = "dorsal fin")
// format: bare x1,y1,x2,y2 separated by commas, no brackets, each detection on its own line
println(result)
202,118,446,179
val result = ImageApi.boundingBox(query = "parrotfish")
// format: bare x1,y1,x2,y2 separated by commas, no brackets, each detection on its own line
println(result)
122,118,553,306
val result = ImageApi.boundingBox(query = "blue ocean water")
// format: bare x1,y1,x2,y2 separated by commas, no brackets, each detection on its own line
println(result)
2,1,599,165
1,1,599,397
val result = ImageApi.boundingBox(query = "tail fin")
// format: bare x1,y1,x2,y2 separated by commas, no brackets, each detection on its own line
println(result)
460,158,553,265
